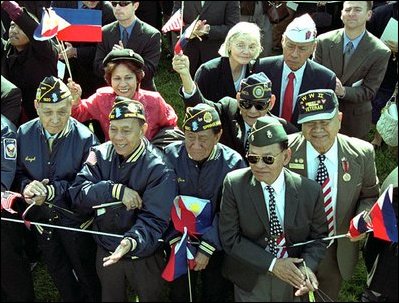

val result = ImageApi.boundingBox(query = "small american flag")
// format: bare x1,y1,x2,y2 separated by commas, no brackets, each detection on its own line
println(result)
162,9,184,34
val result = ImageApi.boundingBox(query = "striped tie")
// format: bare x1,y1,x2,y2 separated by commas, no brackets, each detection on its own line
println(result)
316,155,334,246
266,186,288,258
245,128,251,153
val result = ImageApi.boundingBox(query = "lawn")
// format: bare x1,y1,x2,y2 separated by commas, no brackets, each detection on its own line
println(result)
30,47,397,302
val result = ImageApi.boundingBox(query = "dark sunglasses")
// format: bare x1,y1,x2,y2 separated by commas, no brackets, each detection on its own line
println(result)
111,1,132,7
239,99,269,111
246,150,283,165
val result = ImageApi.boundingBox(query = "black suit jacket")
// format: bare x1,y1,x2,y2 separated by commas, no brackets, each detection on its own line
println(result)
254,56,336,129
194,56,259,101
219,168,328,292
94,18,161,91
173,1,240,76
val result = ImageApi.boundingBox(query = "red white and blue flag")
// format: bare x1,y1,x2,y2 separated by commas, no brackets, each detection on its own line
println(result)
162,227,196,281
349,210,372,238
33,7,70,41
1,191,22,214
34,7,102,42
161,9,184,34
53,8,102,42
370,185,397,243
174,16,199,54
170,195,212,236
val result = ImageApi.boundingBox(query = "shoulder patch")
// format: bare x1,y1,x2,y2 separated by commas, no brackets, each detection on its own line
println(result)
3,138,17,160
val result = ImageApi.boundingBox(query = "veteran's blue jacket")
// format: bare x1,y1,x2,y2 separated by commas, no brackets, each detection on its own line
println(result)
164,142,246,256
69,139,177,258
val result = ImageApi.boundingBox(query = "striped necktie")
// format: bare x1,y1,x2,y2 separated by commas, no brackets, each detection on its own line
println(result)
245,128,251,153
316,155,334,246
266,186,288,258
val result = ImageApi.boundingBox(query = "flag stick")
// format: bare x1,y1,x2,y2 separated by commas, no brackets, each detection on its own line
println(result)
180,1,184,38
56,37,73,80
187,265,193,302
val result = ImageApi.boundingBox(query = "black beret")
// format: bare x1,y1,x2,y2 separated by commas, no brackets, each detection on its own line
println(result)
35,76,71,103
239,72,272,102
297,89,339,124
182,104,221,132
248,116,288,147
109,96,146,122
103,48,144,68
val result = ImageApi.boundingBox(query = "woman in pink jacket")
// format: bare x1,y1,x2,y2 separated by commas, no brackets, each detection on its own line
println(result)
68,48,182,146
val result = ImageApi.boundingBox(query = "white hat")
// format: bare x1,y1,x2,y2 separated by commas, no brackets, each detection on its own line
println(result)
284,14,317,43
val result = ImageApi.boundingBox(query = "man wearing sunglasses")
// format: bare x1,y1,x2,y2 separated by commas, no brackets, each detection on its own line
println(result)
94,1,161,91
173,53,298,159
219,115,328,301
287,88,379,301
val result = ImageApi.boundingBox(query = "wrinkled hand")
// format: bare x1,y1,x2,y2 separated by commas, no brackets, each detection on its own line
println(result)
121,187,142,211
193,251,209,271
58,42,76,60
335,78,345,97
384,40,398,54
113,41,125,51
295,266,318,296
23,179,50,206
272,258,305,289
103,238,136,266
67,78,82,106
172,53,190,76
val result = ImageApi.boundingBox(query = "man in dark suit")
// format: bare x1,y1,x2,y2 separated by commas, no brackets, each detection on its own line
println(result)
287,88,380,301
94,1,161,91
255,13,336,129
219,115,328,301
173,53,298,159
314,1,391,140
173,1,240,77
1,75,21,127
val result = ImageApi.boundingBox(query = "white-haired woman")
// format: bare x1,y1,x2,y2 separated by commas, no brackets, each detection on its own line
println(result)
193,22,263,102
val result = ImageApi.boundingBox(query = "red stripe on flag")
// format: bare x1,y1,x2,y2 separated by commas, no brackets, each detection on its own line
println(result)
57,25,102,42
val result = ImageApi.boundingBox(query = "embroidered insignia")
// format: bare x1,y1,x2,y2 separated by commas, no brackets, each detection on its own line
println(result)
4,138,17,160
266,130,272,138
203,112,212,123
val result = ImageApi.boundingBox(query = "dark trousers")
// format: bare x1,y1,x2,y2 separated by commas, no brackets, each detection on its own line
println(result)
96,246,166,302
36,227,101,302
1,221,35,302
169,251,233,302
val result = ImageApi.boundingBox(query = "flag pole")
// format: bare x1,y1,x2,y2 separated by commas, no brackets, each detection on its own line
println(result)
56,37,73,81
180,1,184,38
187,261,193,302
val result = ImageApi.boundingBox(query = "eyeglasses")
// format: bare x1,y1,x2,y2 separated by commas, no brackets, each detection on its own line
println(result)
233,42,258,53
111,1,132,7
239,99,269,111
246,150,283,165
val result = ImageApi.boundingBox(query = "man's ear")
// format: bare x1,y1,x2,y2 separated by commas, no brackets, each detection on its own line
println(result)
268,95,276,111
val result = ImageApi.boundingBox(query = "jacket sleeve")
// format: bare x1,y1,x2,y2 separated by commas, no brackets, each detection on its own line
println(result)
124,167,177,257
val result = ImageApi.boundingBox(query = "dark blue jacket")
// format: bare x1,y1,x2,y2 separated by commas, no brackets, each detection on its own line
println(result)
14,117,99,225
69,139,178,258
164,142,246,256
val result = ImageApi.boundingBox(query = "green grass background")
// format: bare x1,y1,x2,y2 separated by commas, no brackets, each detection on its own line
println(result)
31,45,397,302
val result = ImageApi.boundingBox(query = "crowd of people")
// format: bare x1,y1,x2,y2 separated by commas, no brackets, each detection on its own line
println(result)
1,1,398,302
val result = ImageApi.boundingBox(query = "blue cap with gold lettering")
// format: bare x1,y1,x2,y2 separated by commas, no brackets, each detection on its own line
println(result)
297,89,339,124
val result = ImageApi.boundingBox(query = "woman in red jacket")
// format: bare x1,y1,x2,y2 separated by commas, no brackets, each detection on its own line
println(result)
68,48,182,146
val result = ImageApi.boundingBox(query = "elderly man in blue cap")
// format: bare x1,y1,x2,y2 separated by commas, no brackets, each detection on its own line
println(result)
14,76,100,301
173,54,298,160
164,103,246,301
